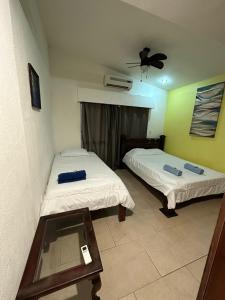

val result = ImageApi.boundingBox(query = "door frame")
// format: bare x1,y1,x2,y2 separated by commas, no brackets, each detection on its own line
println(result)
197,194,225,299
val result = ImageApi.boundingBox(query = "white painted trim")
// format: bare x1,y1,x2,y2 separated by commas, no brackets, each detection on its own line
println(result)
77,87,155,108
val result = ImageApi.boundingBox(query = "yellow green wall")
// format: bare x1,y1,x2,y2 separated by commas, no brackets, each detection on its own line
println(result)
164,74,225,172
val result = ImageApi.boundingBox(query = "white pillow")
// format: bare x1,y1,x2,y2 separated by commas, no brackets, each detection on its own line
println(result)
61,148,89,157
126,148,147,156
127,148,163,157
144,148,164,155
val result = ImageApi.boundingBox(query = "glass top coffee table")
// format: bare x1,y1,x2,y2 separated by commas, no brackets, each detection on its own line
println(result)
16,208,103,300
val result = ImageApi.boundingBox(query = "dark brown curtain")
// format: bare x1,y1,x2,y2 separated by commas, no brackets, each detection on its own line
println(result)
120,105,149,138
81,102,149,169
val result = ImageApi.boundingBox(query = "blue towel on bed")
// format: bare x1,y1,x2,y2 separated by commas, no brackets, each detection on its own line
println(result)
58,170,86,184
163,164,182,176
184,163,204,175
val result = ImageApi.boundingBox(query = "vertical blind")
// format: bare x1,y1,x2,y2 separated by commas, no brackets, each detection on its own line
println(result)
81,102,149,169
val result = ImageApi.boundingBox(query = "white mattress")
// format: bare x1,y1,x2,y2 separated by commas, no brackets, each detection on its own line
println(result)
123,148,225,209
41,153,135,216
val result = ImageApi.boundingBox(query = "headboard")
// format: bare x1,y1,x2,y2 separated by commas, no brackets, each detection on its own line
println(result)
120,135,165,167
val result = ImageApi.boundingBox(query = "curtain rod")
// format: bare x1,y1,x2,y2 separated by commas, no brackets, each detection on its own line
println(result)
78,101,151,109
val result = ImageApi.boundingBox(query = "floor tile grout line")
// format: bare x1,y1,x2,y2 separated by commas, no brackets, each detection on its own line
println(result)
185,265,202,283
159,253,207,279
185,255,207,282
101,242,162,299
118,292,138,300
130,251,207,295
100,244,117,254
117,267,159,300
116,247,163,297
132,276,164,298
105,215,117,248
104,174,208,275
149,250,207,279
105,217,126,248
141,247,161,277
99,170,217,299
143,248,162,278
133,257,203,298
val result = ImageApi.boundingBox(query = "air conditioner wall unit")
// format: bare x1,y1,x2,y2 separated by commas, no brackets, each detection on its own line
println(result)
104,75,133,90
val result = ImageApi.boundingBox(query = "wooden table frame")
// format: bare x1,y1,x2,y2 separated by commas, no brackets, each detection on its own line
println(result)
16,208,103,300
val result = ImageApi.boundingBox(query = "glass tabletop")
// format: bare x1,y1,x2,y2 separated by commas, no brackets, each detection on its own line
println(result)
35,213,87,280
17,208,103,300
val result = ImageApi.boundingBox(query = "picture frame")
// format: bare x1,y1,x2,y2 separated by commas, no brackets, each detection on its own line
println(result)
28,63,41,110
190,82,225,137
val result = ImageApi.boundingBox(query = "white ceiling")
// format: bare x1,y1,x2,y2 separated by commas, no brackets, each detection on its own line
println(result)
37,0,225,90
122,0,225,45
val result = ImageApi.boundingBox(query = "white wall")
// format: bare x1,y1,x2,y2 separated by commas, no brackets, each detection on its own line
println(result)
50,48,124,85
51,77,167,152
10,0,54,216
131,80,168,138
0,1,53,299
50,51,167,152
77,87,155,109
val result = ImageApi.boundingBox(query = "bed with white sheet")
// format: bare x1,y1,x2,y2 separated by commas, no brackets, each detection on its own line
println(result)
41,150,135,221
123,148,225,213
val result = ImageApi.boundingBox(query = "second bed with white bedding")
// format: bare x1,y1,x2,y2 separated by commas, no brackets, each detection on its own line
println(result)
123,148,225,209
41,152,134,216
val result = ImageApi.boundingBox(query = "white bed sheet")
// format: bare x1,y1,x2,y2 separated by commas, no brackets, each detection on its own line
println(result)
41,153,134,216
123,149,225,209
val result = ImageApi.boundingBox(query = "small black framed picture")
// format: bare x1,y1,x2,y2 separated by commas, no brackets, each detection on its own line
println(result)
28,63,41,110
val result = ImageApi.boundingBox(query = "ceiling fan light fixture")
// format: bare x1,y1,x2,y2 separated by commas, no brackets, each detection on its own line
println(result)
159,75,173,87
140,65,148,73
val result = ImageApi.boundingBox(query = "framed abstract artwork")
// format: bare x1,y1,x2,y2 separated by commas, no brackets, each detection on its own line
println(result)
190,82,225,137
28,63,41,110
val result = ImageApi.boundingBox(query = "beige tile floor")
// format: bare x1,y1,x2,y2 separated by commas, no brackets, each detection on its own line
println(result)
41,169,222,300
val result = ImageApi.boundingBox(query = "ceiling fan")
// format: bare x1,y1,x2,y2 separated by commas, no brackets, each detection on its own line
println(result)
126,47,167,80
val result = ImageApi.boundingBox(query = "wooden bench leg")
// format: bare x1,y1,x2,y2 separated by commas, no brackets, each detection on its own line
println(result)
118,204,126,222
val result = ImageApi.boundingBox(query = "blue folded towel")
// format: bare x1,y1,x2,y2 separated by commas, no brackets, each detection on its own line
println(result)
184,163,204,175
58,170,86,184
163,164,182,176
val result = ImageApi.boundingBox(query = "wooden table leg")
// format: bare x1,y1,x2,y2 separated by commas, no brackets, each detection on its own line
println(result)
91,275,101,300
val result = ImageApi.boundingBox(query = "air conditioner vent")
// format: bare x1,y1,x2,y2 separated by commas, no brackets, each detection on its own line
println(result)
104,75,133,90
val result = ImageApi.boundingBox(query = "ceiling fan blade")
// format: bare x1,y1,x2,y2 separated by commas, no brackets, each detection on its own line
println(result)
128,65,140,68
126,62,140,64
150,60,164,69
139,47,150,60
149,53,167,61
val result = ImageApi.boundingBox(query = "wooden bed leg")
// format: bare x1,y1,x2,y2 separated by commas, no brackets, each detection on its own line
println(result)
118,204,126,222
159,199,178,218
159,207,178,218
